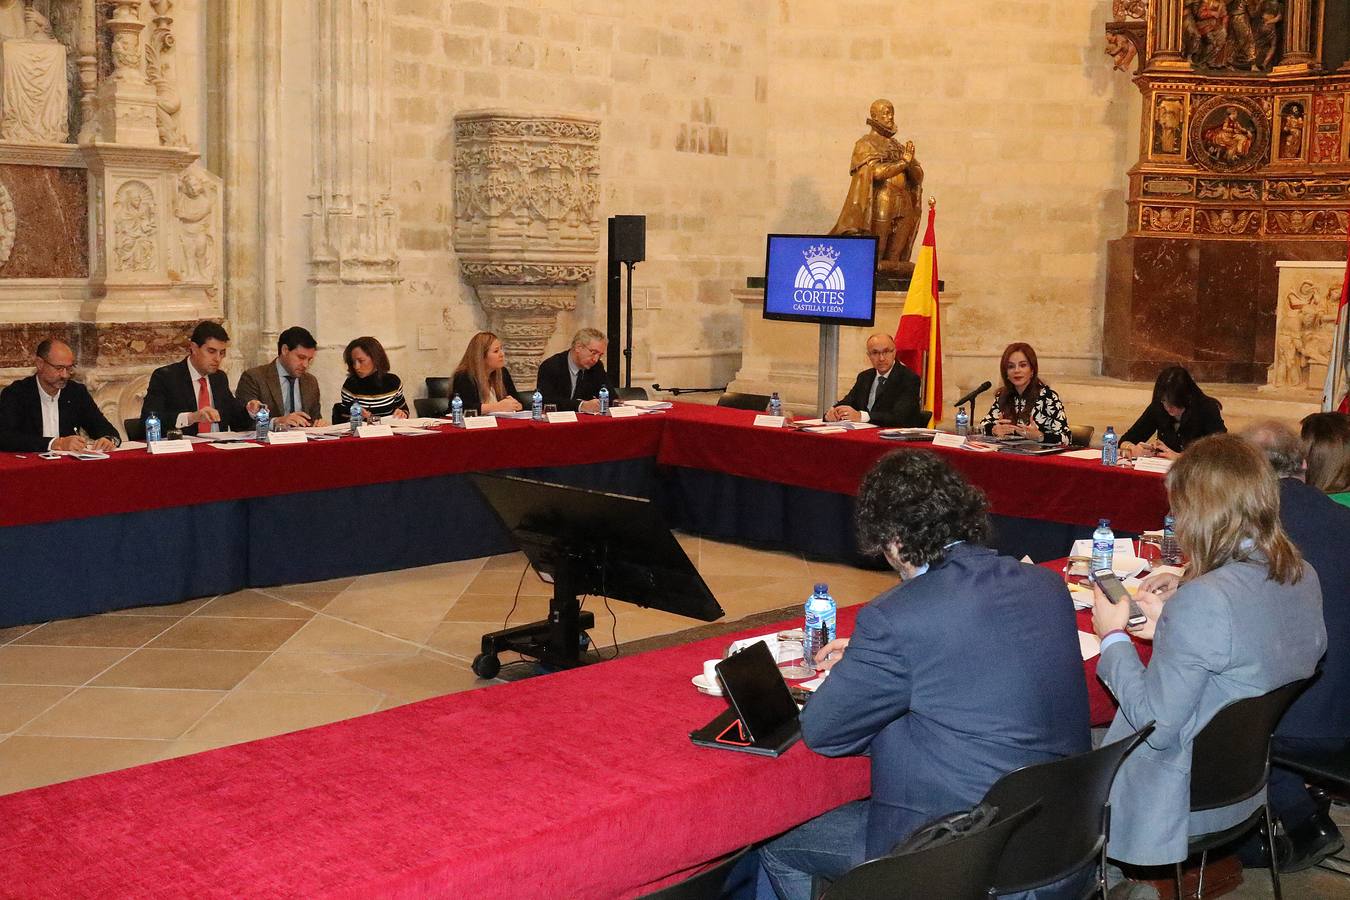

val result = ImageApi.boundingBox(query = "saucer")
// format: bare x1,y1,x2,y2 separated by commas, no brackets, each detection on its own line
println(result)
692,673,723,696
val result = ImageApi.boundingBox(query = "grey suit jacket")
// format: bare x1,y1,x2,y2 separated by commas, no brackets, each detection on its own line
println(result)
235,361,321,421
1099,557,1325,865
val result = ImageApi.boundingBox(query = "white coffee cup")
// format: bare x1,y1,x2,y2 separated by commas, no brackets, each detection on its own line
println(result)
702,658,721,688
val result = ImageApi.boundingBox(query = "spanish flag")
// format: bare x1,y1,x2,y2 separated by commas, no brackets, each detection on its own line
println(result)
895,202,943,423
1324,223,1350,413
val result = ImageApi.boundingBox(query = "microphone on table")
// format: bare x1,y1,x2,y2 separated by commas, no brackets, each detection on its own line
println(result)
953,381,992,408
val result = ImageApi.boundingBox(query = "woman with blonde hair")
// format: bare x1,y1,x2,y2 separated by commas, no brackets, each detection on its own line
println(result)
1091,434,1325,867
451,331,523,414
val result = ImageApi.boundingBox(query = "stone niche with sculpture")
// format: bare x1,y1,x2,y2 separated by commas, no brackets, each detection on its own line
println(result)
1102,0,1350,383
450,110,601,390
0,0,222,427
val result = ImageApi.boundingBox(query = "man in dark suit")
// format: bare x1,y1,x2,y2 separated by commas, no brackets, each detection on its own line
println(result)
757,451,1091,900
141,321,256,434
0,339,120,452
1243,421,1349,871
235,326,325,427
824,333,923,427
535,327,615,413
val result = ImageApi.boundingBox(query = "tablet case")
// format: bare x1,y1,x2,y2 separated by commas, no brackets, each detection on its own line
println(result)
689,640,801,757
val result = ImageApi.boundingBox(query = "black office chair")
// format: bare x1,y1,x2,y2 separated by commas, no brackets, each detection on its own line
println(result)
1270,741,1350,877
906,409,933,428
1070,424,1096,448
716,392,770,411
425,376,451,398
636,846,750,900
1177,680,1309,900
980,724,1155,899
820,803,1039,900
414,397,450,418
615,386,649,401
123,417,146,442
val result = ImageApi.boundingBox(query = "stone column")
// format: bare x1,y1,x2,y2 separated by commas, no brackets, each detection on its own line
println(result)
1275,0,1318,72
75,0,97,143
96,0,160,145
451,111,601,389
1146,0,1189,70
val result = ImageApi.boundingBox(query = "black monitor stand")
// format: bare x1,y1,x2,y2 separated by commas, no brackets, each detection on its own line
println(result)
472,551,595,678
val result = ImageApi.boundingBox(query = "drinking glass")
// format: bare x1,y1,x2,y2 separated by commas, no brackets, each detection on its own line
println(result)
544,404,558,415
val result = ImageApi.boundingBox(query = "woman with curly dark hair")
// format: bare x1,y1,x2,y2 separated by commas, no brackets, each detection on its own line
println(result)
978,342,1070,445
758,450,1090,900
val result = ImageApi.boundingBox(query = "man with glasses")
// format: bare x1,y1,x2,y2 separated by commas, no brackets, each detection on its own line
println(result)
0,338,120,452
535,327,615,414
824,333,924,427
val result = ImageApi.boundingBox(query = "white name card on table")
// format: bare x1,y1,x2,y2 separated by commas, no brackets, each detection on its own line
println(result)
267,431,309,445
1132,457,1174,474
546,411,578,424
357,424,395,439
607,405,641,418
753,415,786,428
931,432,966,449
463,415,498,430
147,439,194,455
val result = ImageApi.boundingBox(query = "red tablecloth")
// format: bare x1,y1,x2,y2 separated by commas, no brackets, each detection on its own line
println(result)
656,405,1169,533
0,404,1168,532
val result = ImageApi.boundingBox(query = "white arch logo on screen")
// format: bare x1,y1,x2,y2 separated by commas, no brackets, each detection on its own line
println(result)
794,244,845,292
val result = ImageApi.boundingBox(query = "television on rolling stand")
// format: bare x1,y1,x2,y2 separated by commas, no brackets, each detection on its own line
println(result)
467,473,724,678
762,233,879,328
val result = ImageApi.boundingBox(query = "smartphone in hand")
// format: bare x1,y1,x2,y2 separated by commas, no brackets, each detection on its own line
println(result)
1092,567,1149,630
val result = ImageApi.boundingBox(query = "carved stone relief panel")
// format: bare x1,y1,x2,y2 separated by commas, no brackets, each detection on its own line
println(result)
111,178,156,272
1150,94,1187,158
1196,208,1261,235
1270,262,1346,390
1140,205,1193,233
1273,96,1311,162
1312,92,1345,163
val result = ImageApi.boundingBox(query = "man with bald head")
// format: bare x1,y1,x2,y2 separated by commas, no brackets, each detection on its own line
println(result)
1242,420,1349,870
0,339,120,452
824,333,924,427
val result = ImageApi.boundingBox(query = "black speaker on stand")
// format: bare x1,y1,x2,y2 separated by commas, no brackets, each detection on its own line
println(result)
606,215,645,388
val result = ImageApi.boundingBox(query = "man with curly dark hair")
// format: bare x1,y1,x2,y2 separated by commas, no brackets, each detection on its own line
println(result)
758,451,1091,900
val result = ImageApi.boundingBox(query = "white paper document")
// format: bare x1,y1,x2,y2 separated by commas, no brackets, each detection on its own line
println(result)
113,441,147,452
1062,448,1102,460
394,427,438,436
210,441,263,450
392,417,449,429
1132,457,1173,474
55,450,109,460
1078,631,1102,660
189,430,257,443
487,410,533,419
624,400,672,410
803,425,848,434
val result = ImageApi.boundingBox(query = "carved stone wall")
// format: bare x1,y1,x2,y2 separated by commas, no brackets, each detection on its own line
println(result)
452,110,600,387
1270,260,1345,390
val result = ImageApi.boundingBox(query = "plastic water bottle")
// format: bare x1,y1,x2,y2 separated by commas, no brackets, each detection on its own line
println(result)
955,407,970,436
1092,519,1115,573
348,401,361,436
802,583,837,676
598,384,610,414
1161,513,1181,565
144,411,161,443
451,393,465,427
254,404,270,442
769,391,783,419
531,390,544,421
1101,426,1119,466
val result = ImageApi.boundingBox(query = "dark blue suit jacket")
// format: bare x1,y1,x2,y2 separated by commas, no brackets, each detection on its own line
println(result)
801,543,1090,859
1276,478,1350,742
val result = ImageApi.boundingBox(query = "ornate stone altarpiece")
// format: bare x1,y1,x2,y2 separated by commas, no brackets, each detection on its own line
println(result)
451,110,601,389
1103,0,1350,382
0,0,221,426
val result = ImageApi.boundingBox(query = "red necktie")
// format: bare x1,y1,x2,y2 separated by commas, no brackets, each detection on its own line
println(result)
197,376,213,432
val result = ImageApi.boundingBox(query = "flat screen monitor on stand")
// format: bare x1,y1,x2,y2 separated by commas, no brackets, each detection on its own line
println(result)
467,473,725,678
761,233,879,416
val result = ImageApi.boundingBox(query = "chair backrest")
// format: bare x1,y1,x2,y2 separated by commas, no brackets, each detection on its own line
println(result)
414,397,450,418
425,376,451,398
1069,424,1095,447
980,724,1155,894
637,846,750,900
1190,680,1307,812
907,409,933,428
615,386,649,401
821,803,1039,900
123,417,146,442
716,392,770,411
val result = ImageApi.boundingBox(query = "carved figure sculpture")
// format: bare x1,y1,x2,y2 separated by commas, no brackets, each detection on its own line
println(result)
173,171,213,282
1154,98,1186,153
1106,32,1138,72
1279,103,1305,159
0,0,69,143
829,99,924,276
1274,281,1340,388
113,181,157,272
1182,0,1283,70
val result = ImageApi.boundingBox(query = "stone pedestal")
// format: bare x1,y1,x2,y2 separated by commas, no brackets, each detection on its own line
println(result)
728,285,957,417
1103,236,1345,383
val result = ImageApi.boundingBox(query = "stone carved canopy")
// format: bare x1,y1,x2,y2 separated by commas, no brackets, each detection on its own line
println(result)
452,110,602,388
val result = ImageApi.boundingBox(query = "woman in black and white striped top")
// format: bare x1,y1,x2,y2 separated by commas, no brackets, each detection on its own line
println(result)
333,336,409,423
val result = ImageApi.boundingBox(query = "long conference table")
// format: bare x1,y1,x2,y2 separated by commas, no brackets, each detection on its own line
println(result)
0,402,1169,627
0,588,1145,898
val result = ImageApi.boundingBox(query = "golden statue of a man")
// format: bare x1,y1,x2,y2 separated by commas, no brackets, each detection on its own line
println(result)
829,99,924,275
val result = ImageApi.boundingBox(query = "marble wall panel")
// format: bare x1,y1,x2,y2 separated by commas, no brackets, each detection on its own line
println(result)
0,165,89,278
0,319,201,368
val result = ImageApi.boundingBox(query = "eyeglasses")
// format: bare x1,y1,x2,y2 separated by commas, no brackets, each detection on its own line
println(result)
39,359,76,373
867,348,896,357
